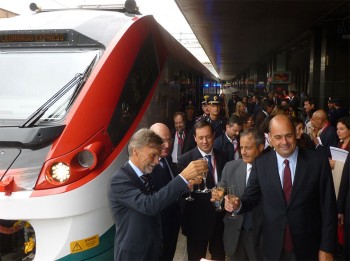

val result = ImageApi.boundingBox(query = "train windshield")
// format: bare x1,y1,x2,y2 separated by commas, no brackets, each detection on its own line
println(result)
0,50,100,126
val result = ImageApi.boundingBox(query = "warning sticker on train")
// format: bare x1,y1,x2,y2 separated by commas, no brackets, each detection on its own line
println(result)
70,234,99,253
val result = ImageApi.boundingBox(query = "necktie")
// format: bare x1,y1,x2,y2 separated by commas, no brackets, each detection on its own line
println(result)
177,132,183,156
204,155,215,188
140,174,154,194
233,140,238,159
242,166,253,230
160,158,173,180
283,159,293,252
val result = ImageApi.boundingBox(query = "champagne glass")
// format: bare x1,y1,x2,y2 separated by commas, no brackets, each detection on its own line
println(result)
185,179,195,201
212,185,225,211
227,185,238,219
201,157,210,193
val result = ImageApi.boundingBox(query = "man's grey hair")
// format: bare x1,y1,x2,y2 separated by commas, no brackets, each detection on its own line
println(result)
240,128,265,148
127,128,163,157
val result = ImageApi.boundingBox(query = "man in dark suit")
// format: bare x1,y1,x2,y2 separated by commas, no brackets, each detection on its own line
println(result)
178,120,228,260
228,115,337,260
108,128,208,261
171,112,193,163
254,99,275,128
150,123,181,261
288,90,300,117
310,109,339,158
214,115,243,161
213,128,265,260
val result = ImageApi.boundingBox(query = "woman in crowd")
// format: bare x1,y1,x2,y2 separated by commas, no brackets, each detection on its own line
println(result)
233,101,246,118
329,117,350,168
240,112,254,130
338,153,350,260
291,117,315,150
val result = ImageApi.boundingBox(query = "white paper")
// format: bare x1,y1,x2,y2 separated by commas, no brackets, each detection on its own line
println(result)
330,146,349,163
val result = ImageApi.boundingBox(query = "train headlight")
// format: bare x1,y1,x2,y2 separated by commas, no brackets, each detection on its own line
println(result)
50,162,70,182
78,150,94,168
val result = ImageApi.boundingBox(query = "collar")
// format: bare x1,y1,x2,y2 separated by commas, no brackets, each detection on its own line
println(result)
128,160,144,177
275,147,298,168
197,147,213,158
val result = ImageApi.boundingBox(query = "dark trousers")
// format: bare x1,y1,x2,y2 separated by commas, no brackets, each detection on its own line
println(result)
186,218,225,261
159,222,180,261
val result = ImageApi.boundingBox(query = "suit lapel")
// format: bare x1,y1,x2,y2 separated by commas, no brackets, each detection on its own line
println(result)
238,161,247,196
124,162,147,193
267,151,286,204
289,149,308,205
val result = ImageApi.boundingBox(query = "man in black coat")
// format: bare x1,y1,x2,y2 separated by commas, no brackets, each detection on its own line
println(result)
170,112,193,163
178,120,228,260
150,123,182,261
214,115,243,161
228,115,337,260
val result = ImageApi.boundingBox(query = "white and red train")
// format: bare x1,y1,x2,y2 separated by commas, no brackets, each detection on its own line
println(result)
0,4,217,260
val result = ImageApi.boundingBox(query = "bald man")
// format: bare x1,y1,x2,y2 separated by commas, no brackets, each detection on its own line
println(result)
149,123,181,261
310,109,339,158
228,115,337,261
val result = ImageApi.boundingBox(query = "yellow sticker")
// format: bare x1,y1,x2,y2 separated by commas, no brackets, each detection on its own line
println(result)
70,234,99,253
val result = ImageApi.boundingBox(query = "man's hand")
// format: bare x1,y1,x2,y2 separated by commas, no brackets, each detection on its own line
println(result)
224,195,240,212
318,250,333,261
181,159,208,181
210,188,220,202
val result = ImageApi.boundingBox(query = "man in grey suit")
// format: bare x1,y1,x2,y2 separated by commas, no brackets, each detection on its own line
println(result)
212,128,265,260
108,128,207,261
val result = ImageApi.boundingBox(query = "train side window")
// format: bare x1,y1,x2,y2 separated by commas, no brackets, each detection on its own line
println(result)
107,35,159,146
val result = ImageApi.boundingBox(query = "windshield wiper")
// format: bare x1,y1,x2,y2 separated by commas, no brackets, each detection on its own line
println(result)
20,56,97,128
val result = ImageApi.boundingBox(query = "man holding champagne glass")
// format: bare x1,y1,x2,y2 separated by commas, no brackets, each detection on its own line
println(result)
226,115,337,261
212,128,265,260
178,120,228,260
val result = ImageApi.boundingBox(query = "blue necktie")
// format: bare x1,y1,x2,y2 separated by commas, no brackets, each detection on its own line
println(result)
204,155,215,188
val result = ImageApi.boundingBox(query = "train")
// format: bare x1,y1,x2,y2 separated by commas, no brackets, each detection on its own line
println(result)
0,3,218,260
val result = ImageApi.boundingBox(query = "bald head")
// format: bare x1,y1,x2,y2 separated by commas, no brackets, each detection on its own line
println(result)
269,115,297,158
150,123,172,157
311,109,328,130
269,115,295,134
313,110,327,121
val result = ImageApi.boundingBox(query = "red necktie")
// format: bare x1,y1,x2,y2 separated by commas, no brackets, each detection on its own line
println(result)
283,159,293,252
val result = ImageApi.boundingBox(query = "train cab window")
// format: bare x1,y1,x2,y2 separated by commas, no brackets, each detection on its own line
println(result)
0,50,100,126
107,35,159,145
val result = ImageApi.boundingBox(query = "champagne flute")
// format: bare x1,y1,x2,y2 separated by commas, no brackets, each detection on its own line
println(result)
227,185,238,219
212,185,225,211
201,157,210,193
185,179,195,201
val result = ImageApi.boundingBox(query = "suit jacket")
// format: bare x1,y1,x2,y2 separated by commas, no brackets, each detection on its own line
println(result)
319,124,339,158
219,160,263,257
177,147,228,240
108,161,189,260
171,129,193,159
150,156,181,232
337,153,350,259
254,110,268,128
240,148,337,260
214,134,241,161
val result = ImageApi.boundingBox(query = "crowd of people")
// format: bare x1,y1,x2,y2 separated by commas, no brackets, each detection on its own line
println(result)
108,90,350,261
